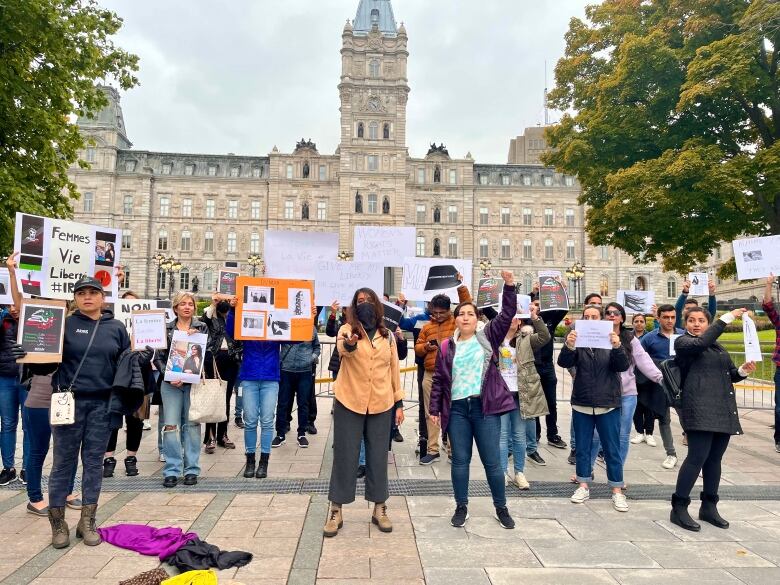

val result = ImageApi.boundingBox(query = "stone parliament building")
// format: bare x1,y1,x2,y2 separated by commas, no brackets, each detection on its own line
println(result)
69,0,687,304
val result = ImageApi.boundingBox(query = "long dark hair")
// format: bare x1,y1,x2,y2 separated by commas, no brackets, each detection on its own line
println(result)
346,287,388,338
605,302,633,359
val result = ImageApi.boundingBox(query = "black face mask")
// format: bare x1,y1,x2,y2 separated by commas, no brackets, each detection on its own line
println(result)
216,301,230,314
356,303,376,328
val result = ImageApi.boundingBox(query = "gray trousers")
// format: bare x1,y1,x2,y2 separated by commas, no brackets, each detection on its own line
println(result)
328,400,393,505
659,408,677,456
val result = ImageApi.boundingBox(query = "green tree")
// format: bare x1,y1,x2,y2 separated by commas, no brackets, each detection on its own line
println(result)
0,0,138,254
544,0,779,276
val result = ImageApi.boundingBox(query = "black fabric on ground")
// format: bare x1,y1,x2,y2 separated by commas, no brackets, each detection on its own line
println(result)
162,537,252,572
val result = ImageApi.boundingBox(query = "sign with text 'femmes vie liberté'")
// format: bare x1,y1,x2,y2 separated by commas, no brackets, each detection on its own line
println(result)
13,213,122,300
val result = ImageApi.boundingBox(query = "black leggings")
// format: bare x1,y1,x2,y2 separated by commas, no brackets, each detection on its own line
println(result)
106,415,144,453
674,430,730,498
633,402,655,434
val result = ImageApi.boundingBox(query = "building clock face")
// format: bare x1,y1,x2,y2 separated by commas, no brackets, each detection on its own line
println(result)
368,97,381,112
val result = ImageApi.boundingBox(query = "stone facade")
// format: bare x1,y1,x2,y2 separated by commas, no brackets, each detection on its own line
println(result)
68,2,682,305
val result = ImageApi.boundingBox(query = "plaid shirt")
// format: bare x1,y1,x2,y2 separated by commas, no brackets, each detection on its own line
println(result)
763,299,780,366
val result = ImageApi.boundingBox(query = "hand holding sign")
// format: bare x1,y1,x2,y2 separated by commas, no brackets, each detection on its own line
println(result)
501,270,514,286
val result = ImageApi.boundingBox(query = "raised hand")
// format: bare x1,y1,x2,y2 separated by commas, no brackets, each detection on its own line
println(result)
708,280,716,295
5,251,19,273
609,331,621,348
730,308,747,319
565,330,577,349
682,279,691,294
342,331,359,346
330,300,340,315
500,270,514,286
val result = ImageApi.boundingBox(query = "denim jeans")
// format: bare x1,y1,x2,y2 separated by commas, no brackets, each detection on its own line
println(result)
0,376,29,470
161,382,201,478
525,418,538,454
500,396,528,474
241,380,279,454
276,370,312,436
774,368,779,444
23,406,76,503
448,396,506,508
359,439,366,466
590,395,637,469
570,418,576,450
572,407,623,488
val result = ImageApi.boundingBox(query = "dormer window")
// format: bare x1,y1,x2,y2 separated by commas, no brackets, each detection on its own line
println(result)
371,8,379,23
252,166,262,178
162,163,172,175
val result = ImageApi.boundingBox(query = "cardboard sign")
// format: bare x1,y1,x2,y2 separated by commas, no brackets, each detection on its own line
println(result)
110,299,174,333
264,230,338,279
688,272,709,296
13,212,122,300
0,268,12,305
234,276,315,341
574,320,614,350
16,299,67,363
353,226,416,265
476,278,500,309
163,330,208,385
733,235,780,280
313,261,385,305
538,276,570,312
381,301,403,332
401,257,472,302
218,269,240,296
130,310,168,350
616,290,655,315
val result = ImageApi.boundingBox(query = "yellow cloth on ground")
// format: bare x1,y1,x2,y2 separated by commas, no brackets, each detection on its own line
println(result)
161,570,218,585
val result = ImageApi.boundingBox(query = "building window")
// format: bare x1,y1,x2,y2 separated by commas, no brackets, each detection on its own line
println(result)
448,205,458,223
162,162,172,175
83,191,94,213
204,230,214,252
369,122,378,140
179,268,190,291
284,200,294,219
449,169,457,184
543,175,552,186
252,166,261,178
121,268,130,289
230,166,240,178
565,176,574,186
417,168,425,184
184,164,195,176
228,200,238,219
434,165,441,183
203,269,214,292
180,230,191,251
479,238,489,258
227,232,236,253
158,229,168,251
566,239,576,260
479,174,488,185
416,235,425,256
123,195,133,215
207,165,217,176
85,147,96,162
544,239,554,260
544,207,554,226
159,196,169,217
368,193,378,214
501,239,511,259
522,175,531,186
357,122,364,138
524,274,534,292
124,160,136,173
157,271,167,291
448,236,458,257
205,199,215,218
182,198,192,217
523,239,532,260
319,165,327,181
317,201,327,220
522,207,532,226
500,207,510,225
598,245,609,261
416,204,426,223
250,233,260,254
122,233,131,250
286,164,293,179
383,123,390,139
667,278,677,298
500,174,510,186
368,155,378,171
369,59,380,78
433,238,441,257
479,207,489,225
251,200,261,219
433,207,441,223
565,208,575,226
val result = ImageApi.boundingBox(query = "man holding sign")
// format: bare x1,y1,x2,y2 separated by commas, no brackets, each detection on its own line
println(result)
762,274,780,453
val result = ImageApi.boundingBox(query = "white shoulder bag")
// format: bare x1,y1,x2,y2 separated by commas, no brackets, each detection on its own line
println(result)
188,358,228,424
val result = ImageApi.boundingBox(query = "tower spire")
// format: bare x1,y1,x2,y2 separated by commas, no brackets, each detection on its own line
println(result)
353,0,397,35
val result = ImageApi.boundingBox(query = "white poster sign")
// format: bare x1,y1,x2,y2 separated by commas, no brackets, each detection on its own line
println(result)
743,314,763,363
0,268,12,305
401,257,473,302
616,290,655,315
164,331,208,385
264,230,338,279
112,299,174,332
733,235,780,280
314,261,385,305
669,333,681,357
353,226,416,265
574,320,614,350
130,311,168,350
687,272,709,296
516,294,532,319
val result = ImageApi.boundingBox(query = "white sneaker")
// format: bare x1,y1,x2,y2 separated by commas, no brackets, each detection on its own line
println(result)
645,435,658,447
612,492,629,512
514,472,530,490
630,433,645,444
571,486,590,504
662,455,678,469
504,473,511,486
159,452,165,462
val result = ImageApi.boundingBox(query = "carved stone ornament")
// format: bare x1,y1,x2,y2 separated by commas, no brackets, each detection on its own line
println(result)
368,30,383,49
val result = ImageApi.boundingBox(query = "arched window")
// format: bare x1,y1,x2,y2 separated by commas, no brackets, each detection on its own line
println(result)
302,162,310,179
369,59,380,78
433,207,441,223
433,238,441,257
383,123,390,139
634,276,647,291
382,196,390,214
369,121,379,140
355,192,363,213
179,268,190,291
301,202,309,220
357,123,364,138
434,165,441,183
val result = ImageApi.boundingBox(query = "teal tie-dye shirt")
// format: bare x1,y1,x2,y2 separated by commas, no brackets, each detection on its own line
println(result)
450,335,483,401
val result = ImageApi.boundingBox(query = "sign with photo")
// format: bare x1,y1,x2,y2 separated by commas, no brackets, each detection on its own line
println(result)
538,275,570,312
234,276,315,341
687,272,709,296
616,290,655,315
0,268,12,305
732,235,780,280
13,212,122,300
218,268,240,296
16,299,67,363
163,330,208,385
130,310,168,350
476,278,500,310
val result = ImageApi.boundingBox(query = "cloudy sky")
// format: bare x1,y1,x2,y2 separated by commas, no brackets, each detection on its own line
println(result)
101,0,591,163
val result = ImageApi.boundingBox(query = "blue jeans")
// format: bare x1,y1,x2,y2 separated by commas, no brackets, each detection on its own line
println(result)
161,382,201,477
359,439,366,466
0,376,29,470
590,395,637,469
500,397,528,474
774,368,779,444
572,407,623,488
448,396,506,508
23,406,76,503
241,380,279,454
570,418,576,450
525,418,538,454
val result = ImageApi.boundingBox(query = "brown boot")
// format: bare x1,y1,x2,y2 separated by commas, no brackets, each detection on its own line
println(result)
48,507,70,549
372,502,393,533
323,504,343,537
76,503,102,546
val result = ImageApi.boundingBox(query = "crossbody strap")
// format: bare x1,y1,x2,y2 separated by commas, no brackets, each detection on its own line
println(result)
65,318,100,392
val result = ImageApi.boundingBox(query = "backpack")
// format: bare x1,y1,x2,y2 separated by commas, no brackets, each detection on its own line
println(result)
659,358,688,409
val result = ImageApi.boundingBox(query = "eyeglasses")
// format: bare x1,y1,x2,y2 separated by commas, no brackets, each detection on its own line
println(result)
605,309,622,317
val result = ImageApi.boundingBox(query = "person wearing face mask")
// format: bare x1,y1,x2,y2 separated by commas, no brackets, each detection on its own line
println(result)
323,288,404,538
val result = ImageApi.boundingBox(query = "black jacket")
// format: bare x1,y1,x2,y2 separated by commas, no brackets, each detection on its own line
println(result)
325,314,346,374
535,309,568,369
0,310,19,378
557,345,630,409
109,348,152,428
674,320,744,435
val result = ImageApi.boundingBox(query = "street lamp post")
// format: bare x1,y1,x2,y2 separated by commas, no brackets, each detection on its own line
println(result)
565,261,585,308
247,254,263,277
152,253,167,300
478,258,492,277
337,250,353,262
159,256,182,300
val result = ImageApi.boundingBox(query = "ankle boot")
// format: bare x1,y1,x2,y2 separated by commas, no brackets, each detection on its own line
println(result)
323,504,343,537
256,452,269,479
76,503,102,546
48,507,70,548
124,456,139,477
670,494,701,532
243,453,256,478
372,502,393,533
102,457,116,478
699,492,729,528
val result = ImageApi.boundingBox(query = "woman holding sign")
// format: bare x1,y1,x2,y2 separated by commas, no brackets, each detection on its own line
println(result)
669,307,756,532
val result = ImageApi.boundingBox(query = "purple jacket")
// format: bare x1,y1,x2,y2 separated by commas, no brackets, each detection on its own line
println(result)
429,283,517,433
97,523,198,559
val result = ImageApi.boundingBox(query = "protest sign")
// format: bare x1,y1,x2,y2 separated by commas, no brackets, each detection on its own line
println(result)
732,235,780,280
111,299,174,332
743,314,763,363
669,333,681,357
234,276,315,341
0,268,12,305
538,275,569,312
539,270,562,279
688,272,709,296
353,226,415,265
264,230,338,279
574,320,614,350
401,257,472,302
14,212,122,300
163,331,208,385
16,299,67,363
381,301,404,332
476,278,500,309
130,310,168,350
616,290,655,315
218,269,240,295
516,294,532,319
313,261,384,305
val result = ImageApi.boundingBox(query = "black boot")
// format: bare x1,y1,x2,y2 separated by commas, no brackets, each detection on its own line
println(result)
102,457,116,478
699,492,729,528
124,456,139,477
670,494,701,532
256,453,269,479
243,453,256,478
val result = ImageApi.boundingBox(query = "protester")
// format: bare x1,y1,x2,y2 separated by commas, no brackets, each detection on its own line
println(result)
557,304,631,512
397,293,431,456
674,279,717,329
670,307,755,531
429,271,518,529
632,314,647,340
762,274,780,453
324,288,403,538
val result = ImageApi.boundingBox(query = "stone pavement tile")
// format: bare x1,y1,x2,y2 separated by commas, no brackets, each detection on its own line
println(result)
30,579,119,585
207,536,300,557
466,517,572,541
417,534,540,568
488,567,620,584
132,492,175,505
146,519,194,532
231,493,274,507
234,556,293,580
718,501,780,521
109,504,204,522
317,554,371,579
168,493,215,507
370,556,424,579
38,554,111,579
738,541,780,564
528,541,660,569
406,496,455,517
411,515,469,540
220,505,305,521
754,500,780,516
727,567,780,584
93,555,161,581
747,519,780,538
316,580,424,585
208,519,261,537
255,519,305,538
423,567,491,585
607,568,744,585
633,541,774,568
557,513,678,542
369,519,414,538
290,463,322,475
656,520,776,541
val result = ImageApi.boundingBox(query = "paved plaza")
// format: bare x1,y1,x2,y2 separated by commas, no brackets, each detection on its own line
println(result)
0,390,778,584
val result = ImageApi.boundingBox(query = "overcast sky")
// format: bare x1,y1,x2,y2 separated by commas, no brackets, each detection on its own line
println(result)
100,0,591,163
